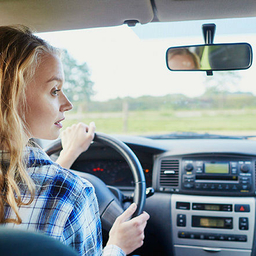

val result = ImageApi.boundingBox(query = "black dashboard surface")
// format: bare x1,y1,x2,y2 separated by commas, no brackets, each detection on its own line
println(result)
66,135,256,194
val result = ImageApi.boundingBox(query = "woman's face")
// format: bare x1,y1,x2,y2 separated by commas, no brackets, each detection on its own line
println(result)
25,54,73,140
168,54,196,70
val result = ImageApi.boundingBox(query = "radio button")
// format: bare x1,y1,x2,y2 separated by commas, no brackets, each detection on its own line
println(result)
176,202,190,210
177,214,186,227
209,184,216,190
196,167,203,174
224,218,233,229
227,235,236,241
189,233,198,239
183,183,194,189
192,203,204,210
239,217,249,230
241,184,251,190
178,231,188,238
222,205,232,211
231,184,239,190
236,235,247,242
183,174,195,179
231,162,238,168
217,184,223,190
185,163,194,172
195,161,203,167
240,176,251,183
218,234,227,241
223,184,230,190
195,183,201,189
231,168,238,175
202,184,209,189
199,234,205,240
195,161,203,173
206,234,217,240
240,164,250,173
184,177,194,182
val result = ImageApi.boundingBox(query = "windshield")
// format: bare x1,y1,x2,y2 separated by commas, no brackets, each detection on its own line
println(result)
38,17,256,138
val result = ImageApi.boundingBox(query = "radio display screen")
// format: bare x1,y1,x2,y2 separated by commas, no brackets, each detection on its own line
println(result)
200,217,224,228
204,204,220,211
205,162,229,174
192,216,232,229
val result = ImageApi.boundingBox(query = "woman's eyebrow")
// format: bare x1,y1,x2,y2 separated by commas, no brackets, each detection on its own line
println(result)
46,76,63,83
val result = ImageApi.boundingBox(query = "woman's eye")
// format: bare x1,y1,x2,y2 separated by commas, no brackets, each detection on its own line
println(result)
51,89,61,96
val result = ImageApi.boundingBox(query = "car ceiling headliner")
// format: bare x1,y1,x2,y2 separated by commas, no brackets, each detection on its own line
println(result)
0,0,255,32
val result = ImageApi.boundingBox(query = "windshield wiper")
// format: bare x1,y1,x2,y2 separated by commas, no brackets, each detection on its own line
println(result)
145,132,255,140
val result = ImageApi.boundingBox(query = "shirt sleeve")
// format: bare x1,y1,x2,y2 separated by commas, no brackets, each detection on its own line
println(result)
103,245,126,256
62,183,103,256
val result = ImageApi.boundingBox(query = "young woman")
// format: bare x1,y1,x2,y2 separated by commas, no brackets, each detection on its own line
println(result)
0,25,149,256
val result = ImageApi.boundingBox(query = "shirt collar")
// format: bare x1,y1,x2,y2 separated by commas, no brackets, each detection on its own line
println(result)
25,146,53,167
0,146,53,168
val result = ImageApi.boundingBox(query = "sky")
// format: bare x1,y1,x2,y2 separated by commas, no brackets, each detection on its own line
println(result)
38,17,256,101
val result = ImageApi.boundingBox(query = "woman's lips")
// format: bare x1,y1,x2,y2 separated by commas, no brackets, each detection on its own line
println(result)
54,118,64,128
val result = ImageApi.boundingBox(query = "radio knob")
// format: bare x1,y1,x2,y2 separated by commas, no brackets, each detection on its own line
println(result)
240,164,250,173
185,163,194,172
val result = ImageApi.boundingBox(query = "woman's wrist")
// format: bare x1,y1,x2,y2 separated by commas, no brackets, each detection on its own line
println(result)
56,148,80,169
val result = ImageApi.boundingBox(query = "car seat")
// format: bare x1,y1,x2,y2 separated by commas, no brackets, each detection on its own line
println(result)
0,228,79,256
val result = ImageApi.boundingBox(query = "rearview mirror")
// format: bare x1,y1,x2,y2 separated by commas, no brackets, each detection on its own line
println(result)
166,43,252,71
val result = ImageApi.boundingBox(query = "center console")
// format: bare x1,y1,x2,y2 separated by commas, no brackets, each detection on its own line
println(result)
155,153,256,256
171,194,255,256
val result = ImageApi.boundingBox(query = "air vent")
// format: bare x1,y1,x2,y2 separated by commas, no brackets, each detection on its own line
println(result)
160,159,179,187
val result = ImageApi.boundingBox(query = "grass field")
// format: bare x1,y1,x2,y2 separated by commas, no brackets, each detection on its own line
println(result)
63,109,256,136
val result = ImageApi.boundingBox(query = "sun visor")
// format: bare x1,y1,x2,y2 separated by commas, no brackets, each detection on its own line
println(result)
0,0,154,32
154,0,256,22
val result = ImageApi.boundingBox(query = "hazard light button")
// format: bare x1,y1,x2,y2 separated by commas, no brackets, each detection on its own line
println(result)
235,204,250,212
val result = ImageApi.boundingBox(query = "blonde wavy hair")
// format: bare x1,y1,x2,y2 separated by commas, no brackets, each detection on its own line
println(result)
0,25,58,224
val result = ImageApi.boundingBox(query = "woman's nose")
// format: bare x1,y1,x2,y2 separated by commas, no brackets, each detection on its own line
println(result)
60,92,73,112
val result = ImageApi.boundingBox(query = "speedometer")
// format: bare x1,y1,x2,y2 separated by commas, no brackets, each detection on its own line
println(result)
71,160,152,187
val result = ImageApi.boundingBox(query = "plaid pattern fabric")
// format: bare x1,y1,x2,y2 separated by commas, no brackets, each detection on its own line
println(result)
2,147,125,256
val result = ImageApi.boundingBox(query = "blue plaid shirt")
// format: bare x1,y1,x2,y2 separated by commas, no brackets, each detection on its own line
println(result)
2,147,125,256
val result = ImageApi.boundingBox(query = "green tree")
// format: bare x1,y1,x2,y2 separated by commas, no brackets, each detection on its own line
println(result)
203,71,242,108
204,71,241,96
61,49,94,112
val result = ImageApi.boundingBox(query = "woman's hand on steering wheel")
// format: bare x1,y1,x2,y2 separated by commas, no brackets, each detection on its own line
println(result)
107,203,150,255
56,122,95,169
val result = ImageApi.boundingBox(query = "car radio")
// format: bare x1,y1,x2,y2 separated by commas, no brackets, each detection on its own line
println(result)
181,158,253,195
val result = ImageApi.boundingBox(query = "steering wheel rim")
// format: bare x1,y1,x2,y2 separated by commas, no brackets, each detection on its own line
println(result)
44,132,146,229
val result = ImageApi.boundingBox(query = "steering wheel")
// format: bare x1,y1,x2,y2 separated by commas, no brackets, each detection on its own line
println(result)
44,132,146,231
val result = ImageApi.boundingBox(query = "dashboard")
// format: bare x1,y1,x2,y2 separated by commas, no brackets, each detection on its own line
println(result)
48,135,256,256
68,139,159,188
71,159,153,187
68,136,256,193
